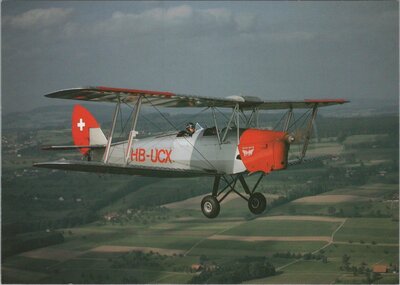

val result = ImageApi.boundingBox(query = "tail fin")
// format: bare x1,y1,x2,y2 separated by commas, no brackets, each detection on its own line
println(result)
72,104,107,155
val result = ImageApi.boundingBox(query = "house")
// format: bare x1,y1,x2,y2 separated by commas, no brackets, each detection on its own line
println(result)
104,212,119,221
204,264,218,272
378,170,387,177
191,264,203,272
373,265,388,273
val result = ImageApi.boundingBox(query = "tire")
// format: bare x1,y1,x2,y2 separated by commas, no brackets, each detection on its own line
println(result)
201,195,220,219
248,192,267,214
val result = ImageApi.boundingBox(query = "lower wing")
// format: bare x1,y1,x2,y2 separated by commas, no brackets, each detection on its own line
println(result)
33,160,217,178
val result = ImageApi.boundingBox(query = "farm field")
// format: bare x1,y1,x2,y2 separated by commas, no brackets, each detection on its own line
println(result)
3,186,399,282
2,200,398,283
2,115,399,284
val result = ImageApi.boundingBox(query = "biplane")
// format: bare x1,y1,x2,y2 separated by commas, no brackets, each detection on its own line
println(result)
34,86,349,218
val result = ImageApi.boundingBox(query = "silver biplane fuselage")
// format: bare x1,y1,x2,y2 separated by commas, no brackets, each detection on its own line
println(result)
106,129,245,175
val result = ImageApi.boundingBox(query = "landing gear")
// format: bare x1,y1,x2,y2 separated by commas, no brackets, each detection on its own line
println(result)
201,195,220,219
248,192,266,214
201,173,267,218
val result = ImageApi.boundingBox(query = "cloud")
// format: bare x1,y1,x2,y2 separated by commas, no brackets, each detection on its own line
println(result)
6,7,73,29
86,5,256,39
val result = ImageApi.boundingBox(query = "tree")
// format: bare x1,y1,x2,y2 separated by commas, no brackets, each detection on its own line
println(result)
365,271,381,283
337,132,347,143
199,254,208,265
341,254,351,271
249,262,264,279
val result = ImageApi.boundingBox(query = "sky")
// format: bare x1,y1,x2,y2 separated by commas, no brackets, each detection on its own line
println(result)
1,1,399,114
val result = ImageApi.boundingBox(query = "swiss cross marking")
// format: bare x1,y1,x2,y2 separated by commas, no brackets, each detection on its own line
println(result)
77,118,86,132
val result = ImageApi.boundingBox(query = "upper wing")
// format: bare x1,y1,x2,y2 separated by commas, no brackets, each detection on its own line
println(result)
33,160,217,178
45,86,349,110
257,99,349,110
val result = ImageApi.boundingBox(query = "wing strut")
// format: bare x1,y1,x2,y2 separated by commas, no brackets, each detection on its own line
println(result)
103,97,121,163
125,96,143,164
236,104,240,144
300,104,318,162
211,107,222,145
221,104,239,143
245,108,257,128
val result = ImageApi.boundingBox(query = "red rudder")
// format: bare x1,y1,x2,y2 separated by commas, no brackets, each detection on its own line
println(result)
72,104,100,155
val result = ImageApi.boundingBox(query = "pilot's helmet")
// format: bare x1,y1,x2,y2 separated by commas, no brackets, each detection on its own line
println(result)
186,122,195,130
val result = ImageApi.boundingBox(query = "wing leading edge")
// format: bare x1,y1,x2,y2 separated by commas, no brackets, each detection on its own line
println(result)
45,86,349,110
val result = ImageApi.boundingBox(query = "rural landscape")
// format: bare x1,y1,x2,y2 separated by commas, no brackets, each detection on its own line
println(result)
1,104,399,284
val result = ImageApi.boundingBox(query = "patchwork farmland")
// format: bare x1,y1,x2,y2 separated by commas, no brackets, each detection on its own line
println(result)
2,112,399,283
3,182,398,283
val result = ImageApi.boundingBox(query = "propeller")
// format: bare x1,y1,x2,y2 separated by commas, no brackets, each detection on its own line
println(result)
289,120,320,144
289,128,307,143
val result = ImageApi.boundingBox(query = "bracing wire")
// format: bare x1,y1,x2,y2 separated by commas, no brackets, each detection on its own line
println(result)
273,110,289,130
287,108,312,132
144,96,218,171
239,111,247,126
288,108,312,157
123,102,164,134
176,107,210,129
215,107,230,122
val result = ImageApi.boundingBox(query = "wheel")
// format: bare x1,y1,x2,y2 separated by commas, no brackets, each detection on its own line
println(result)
248,192,266,214
201,195,220,219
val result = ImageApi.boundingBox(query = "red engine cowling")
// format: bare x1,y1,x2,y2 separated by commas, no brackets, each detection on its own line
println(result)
238,129,290,174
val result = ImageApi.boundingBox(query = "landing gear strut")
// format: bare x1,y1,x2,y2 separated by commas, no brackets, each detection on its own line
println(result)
200,173,266,219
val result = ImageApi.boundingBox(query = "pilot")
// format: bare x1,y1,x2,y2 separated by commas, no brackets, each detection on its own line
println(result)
177,122,195,137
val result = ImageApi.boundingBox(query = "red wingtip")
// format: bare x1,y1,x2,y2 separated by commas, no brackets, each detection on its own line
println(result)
72,105,100,155
304,99,349,104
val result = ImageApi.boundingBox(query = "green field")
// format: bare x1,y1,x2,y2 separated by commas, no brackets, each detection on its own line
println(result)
2,116,399,284
188,240,327,257
249,260,342,284
4,208,397,284
320,183,398,198
334,218,399,244
223,220,341,237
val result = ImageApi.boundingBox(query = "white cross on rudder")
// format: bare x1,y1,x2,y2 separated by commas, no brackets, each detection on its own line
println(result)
77,118,86,131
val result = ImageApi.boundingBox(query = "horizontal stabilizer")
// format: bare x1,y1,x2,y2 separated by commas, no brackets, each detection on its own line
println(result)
33,160,217,178
42,145,106,151
90,128,107,145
